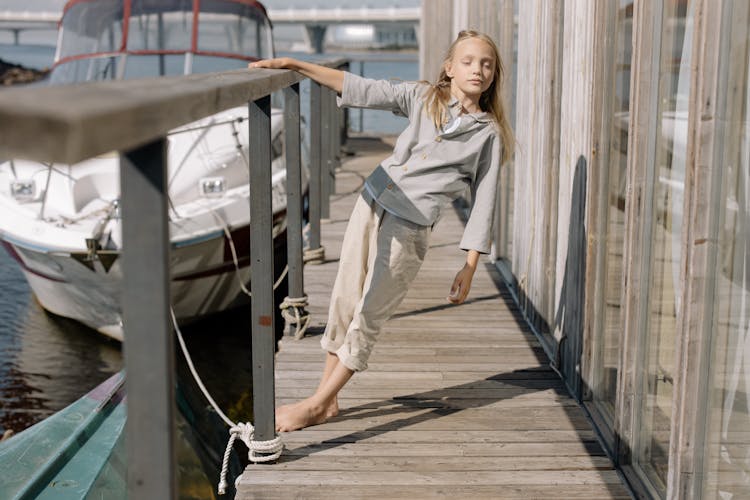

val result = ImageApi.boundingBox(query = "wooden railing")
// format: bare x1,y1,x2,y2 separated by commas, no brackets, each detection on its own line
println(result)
0,59,347,498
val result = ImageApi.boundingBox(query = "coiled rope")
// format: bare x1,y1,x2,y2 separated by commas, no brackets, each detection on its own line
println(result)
303,246,325,264
170,309,283,496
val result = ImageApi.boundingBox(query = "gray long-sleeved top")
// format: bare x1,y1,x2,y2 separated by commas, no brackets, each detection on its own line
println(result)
337,72,502,254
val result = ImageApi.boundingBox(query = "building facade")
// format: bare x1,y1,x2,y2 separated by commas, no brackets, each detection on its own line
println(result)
422,0,750,497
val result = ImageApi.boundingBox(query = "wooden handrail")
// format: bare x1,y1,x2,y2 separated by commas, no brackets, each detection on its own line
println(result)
0,58,347,164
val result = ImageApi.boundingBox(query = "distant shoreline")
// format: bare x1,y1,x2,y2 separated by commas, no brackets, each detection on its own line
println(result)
0,57,49,86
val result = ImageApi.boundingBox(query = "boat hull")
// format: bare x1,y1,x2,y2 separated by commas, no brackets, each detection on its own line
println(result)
1,218,288,341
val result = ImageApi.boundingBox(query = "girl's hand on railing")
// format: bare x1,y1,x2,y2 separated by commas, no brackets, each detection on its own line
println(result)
249,58,293,70
249,58,344,94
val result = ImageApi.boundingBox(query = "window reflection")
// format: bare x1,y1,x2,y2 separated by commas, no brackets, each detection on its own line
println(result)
636,0,692,494
704,2,750,496
593,0,632,426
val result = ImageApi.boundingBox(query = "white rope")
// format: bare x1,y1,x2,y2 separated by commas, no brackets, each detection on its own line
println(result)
210,209,289,295
280,295,311,339
217,423,283,495
303,246,325,264
170,308,284,496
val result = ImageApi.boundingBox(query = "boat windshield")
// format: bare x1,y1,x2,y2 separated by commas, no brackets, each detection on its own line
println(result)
50,0,273,84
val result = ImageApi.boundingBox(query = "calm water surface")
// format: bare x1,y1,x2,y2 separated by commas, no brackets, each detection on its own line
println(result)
0,245,258,436
0,247,123,434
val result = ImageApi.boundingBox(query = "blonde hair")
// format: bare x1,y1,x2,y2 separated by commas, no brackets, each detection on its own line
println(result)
423,30,515,164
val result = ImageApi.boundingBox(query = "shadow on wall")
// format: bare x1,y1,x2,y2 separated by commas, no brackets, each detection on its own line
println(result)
552,155,587,401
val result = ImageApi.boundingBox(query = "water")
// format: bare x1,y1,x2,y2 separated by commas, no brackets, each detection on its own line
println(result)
0,43,415,437
0,247,123,434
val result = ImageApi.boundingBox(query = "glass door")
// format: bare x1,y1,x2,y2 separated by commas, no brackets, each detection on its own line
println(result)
633,0,693,495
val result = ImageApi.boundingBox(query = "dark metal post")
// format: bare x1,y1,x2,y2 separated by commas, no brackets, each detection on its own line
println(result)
320,87,332,220
248,95,276,442
308,81,323,255
340,62,350,146
358,61,366,132
283,84,305,307
120,138,176,499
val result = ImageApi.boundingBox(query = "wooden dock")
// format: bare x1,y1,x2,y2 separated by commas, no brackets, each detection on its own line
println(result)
237,136,632,499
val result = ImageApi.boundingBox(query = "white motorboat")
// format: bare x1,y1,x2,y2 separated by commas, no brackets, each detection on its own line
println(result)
0,0,306,340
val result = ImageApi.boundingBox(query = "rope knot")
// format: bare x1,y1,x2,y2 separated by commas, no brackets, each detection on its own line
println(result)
231,422,255,446
280,295,311,339
218,422,284,495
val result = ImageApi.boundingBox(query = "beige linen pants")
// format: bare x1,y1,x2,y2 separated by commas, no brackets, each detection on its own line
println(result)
320,191,431,372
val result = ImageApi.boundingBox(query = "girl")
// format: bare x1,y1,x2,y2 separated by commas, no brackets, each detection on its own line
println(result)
250,30,514,433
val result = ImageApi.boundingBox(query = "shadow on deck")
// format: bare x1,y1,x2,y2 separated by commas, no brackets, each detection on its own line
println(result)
236,136,631,499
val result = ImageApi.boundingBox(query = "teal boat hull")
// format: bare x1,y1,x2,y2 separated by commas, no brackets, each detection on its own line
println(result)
0,363,242,499
0,371,127,499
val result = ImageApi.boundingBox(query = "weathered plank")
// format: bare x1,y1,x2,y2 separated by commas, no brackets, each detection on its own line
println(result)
236,484,632,500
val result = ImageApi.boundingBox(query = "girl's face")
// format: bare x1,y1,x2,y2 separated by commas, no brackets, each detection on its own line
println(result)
445,37,496,102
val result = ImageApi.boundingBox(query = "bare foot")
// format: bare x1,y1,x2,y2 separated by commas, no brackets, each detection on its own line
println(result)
326,398,339,419
275,398,328,432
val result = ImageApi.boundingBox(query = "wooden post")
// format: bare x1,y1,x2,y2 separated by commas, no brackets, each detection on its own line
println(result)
120,138,177,499
248,95,276,443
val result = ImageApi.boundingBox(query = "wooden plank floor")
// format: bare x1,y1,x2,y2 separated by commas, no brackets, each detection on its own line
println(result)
237,136,632,499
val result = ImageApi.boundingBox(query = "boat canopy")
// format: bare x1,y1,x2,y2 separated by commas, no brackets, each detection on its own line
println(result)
51,0,273,84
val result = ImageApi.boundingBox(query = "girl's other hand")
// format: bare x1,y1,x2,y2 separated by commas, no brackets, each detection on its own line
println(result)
447,263,475,304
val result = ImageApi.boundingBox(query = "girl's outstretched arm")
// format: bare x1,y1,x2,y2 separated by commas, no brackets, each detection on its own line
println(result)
249,57,344,94
447,250,480,304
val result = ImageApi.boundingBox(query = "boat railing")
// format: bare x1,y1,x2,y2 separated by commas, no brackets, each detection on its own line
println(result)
0,58,349,499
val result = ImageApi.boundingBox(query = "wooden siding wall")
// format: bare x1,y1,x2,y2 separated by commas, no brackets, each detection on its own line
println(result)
419,0,454,81
512,0,563,352
420,0,509,81
554,0,598,398
494,0,515,260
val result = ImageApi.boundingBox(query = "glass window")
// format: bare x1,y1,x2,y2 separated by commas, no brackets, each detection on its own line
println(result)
50,55,121,84
127,0,193,52
703,3,750,497
56,0,124,62
122,54,186,79
634,0,693,495
198,0,273,60
592,1,633,426
190,55,249,74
